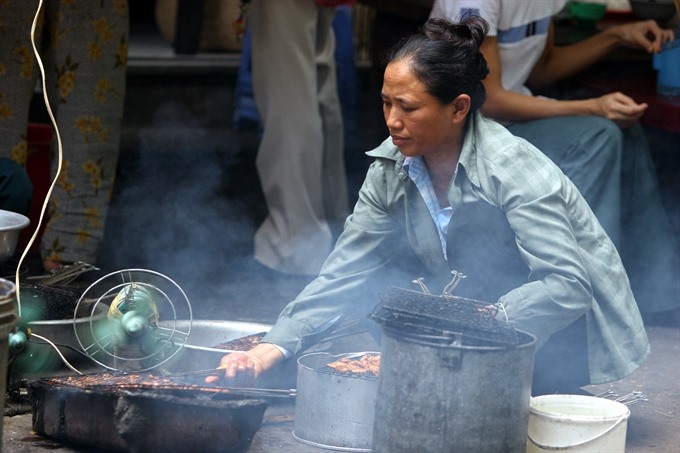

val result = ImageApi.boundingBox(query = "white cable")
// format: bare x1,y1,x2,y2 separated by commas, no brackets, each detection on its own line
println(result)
496,301,510,324
29,333,84,375
15,0,64,318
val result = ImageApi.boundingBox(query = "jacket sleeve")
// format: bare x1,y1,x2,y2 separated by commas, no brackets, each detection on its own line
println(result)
477,141,597,347
262,158,405,354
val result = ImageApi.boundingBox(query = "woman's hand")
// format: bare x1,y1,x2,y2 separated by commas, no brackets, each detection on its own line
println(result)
594,92,647,128
610,20,675,53
204,343,285,387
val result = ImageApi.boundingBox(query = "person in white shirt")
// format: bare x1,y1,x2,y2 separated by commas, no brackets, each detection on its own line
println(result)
430,0,679,322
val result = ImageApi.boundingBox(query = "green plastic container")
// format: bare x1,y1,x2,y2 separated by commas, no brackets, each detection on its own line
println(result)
569,1,607,21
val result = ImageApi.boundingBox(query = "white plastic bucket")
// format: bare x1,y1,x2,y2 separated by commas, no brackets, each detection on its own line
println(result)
526,394,630,453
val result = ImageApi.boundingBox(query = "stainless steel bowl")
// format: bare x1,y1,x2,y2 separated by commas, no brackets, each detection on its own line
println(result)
0,210,30,265
160,320,297,388
160,319,272,372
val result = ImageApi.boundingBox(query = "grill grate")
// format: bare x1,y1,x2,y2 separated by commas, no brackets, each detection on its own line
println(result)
371,286,518,347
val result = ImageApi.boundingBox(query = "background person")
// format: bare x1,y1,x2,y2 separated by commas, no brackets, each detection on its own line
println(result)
0,0,129,272
430,0,679,323
246,0,355,276
0,159,32,217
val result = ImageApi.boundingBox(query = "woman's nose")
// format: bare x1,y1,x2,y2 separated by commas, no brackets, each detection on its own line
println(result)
385,108,401,129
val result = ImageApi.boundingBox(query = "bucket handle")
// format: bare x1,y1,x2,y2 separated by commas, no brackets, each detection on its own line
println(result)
527,415,627,451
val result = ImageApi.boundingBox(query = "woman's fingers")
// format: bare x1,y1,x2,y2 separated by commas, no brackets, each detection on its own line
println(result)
204,353,263,387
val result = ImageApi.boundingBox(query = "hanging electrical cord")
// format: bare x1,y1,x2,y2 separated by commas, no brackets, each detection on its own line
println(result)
15,0,64,318
29,333,84,375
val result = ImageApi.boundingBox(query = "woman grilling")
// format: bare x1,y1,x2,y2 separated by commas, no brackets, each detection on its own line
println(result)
208,15,649,396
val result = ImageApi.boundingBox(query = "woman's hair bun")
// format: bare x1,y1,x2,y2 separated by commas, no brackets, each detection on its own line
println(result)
422,15,488,51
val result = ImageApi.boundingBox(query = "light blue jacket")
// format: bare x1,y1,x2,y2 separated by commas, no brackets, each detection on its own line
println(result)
263,113,649,384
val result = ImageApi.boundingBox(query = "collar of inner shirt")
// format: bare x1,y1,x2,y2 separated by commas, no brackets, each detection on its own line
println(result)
404,156,453,257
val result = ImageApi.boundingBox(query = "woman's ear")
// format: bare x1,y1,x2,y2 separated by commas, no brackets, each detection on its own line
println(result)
451,94,471,124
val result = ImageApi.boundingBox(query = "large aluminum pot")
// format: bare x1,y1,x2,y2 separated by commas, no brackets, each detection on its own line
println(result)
372,326,536,453
293,351,380,452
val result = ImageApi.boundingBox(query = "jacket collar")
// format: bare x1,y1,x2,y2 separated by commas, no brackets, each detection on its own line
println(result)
365,112,485,189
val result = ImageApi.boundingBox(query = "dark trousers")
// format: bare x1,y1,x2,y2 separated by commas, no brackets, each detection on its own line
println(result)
0,158,32,216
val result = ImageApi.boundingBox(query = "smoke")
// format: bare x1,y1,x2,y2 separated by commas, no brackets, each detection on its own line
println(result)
99,100,279,320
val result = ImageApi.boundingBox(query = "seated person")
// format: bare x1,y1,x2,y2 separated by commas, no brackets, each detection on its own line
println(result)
0,158,32,216
207,16,650,396
430,0,679,322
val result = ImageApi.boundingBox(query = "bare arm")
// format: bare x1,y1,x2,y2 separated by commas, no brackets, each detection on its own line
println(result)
479,34,649,127
479,35,603,122
528,20,675,89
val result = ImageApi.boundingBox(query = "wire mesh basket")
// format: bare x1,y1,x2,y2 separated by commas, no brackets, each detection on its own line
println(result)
371,286,518,347
19,284,81,321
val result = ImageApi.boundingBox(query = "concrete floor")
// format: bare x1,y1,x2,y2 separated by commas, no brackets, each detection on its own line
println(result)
3,20,680,453
3,327,678,452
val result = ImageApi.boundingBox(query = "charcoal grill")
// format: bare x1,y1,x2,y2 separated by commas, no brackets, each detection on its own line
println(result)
20,267,278,453
371,286,519,347
28,372,269,453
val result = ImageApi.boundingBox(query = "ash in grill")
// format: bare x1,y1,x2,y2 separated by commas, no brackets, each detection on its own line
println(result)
47,372,185,389
371,286,519,347
41,372,229,395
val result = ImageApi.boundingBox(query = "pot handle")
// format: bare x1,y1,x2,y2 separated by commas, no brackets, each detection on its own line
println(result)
526,414,627,450
437,332,463,369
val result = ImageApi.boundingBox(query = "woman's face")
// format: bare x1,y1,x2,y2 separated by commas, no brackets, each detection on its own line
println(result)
381,59,460,159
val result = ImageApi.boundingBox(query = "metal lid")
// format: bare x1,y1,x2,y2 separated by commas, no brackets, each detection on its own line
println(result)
370,286,518,347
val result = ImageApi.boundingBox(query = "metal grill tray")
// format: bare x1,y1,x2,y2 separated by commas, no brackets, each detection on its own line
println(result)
371,286,518,347
28,376,268,453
